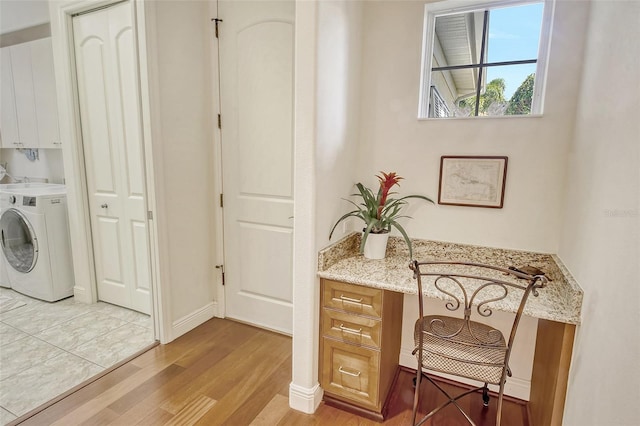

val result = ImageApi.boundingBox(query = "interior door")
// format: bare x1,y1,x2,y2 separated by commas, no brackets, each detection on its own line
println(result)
72,1,151,314
218,0,295,334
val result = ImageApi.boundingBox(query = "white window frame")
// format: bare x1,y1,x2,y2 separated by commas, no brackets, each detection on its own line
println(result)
418,0,556,119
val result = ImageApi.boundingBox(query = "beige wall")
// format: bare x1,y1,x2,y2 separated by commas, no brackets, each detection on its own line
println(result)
558,1,640,424
315,0,363,249
354,0,589,253
151,0,217,324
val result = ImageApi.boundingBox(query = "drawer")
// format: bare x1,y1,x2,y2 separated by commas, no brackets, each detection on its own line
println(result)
322,308,382,349
321,338,380,410
323,280,383,319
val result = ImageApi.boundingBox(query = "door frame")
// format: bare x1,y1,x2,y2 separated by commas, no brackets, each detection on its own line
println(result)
212,0,226,320
49,0,168,341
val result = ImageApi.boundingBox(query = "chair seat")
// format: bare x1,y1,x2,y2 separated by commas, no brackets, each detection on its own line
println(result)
414,315,508,385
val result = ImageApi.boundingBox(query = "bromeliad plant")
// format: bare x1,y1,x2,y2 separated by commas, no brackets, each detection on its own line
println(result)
329,172,434,258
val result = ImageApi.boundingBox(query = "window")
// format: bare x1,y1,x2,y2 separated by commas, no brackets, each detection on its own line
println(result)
430,86,451,118
418,0,554,119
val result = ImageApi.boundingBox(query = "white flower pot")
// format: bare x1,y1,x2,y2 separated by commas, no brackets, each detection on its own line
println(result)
363,232,390,259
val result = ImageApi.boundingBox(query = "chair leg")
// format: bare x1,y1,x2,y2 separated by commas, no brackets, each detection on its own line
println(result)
412,367,423,425
496,384,506,426
482,383,490,407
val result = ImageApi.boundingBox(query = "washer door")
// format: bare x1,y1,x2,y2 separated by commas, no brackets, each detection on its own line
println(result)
0,209,38,273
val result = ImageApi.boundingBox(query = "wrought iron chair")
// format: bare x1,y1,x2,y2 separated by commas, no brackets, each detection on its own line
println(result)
409,261,548,426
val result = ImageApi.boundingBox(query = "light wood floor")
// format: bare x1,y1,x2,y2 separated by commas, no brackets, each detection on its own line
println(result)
14,318,528,425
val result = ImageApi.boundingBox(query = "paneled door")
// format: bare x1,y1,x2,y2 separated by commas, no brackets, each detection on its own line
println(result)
73,1,151,314
218,0,295,334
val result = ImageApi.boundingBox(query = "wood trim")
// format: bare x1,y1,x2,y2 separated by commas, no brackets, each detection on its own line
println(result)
378,290,403,405
529,319,576,426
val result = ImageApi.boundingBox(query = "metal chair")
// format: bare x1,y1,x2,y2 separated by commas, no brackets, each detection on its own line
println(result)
409,261,548,426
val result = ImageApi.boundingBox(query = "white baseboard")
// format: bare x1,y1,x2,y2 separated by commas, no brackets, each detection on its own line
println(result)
73,285,91,304
289,382,323,414
170,301,217,340
399,347,531,401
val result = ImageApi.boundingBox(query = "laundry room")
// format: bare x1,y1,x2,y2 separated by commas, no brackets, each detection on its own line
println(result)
0,2,157,423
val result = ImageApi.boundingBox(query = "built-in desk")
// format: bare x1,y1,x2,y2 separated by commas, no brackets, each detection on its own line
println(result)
317,233,583,425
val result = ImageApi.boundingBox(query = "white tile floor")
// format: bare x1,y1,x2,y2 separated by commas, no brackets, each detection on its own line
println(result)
0,288,155,425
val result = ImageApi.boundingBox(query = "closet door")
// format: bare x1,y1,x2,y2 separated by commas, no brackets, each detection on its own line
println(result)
73,1,151,314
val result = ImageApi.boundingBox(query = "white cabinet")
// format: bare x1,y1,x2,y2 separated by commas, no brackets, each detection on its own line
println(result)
31,38,62,148
9,42,39,147
0,47,20,147
0,38,61,149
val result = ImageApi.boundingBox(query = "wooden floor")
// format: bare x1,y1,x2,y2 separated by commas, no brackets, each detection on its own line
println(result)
14,318,528,425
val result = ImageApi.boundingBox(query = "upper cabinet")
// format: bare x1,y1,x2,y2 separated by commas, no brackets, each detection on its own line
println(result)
0,37,61,149
0,46,20,147
31,38,62,149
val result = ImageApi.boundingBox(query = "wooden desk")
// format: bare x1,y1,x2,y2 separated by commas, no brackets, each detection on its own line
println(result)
317,233,582,425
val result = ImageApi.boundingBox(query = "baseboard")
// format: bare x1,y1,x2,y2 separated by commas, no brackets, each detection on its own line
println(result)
72,285,91,304
170,301,217,340
289,382,323,414
399,347,531,401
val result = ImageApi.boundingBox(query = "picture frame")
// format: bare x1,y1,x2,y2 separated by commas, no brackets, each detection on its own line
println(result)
438,156,508,208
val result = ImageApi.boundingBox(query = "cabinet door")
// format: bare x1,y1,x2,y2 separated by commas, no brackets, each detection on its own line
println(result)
0,47,19,148
10,43,39,147
31,38,61,149
322,338,381,411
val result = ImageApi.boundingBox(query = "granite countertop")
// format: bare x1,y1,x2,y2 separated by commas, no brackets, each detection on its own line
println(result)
317,233,583,325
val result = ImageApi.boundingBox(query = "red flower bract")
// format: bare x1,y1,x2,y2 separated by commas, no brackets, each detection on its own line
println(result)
376,172,403,219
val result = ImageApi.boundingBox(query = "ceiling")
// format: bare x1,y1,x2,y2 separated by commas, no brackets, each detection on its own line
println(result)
0,1,50,35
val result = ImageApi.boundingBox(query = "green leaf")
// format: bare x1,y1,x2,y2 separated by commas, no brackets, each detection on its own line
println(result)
389,218,414,259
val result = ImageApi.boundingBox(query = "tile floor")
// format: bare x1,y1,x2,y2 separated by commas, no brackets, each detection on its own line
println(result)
0,288,155,425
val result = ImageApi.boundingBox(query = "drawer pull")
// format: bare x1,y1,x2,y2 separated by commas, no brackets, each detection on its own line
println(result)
338,366,361,377
338,324,363,335
339,294,363,304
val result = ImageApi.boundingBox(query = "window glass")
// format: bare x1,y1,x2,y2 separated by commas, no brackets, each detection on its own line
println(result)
419,0,551,119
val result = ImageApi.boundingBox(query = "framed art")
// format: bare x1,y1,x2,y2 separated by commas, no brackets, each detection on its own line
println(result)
438,156,508,208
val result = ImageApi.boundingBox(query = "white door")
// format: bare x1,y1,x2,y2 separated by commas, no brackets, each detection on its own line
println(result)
72,1,151,314
218,0,295,334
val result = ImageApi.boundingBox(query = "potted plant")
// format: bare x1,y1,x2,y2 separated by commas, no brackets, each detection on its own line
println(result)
329,172,433,259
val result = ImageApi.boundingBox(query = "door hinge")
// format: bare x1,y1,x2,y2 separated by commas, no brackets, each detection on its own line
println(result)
219,193,224,208
217,114,221,129
215,264,225,285
147,211,153,220
212,18,223,38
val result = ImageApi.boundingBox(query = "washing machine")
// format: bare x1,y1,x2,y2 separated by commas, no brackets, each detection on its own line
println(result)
0,183,65,288
0,186,74,301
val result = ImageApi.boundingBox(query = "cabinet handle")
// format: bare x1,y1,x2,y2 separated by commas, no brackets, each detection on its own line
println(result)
338,324,363,335
339,294,363,304
338,366,361,377
101,203,108,209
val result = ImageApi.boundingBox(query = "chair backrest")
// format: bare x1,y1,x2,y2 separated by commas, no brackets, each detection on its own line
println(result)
410,261,548,350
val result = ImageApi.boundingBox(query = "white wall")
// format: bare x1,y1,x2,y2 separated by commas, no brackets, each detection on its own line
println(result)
0,148,64,183
315,0,363,249
355,0,590,253
150,0,218,329
558,1,640,424
290,0,364,413
0,1,49,34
